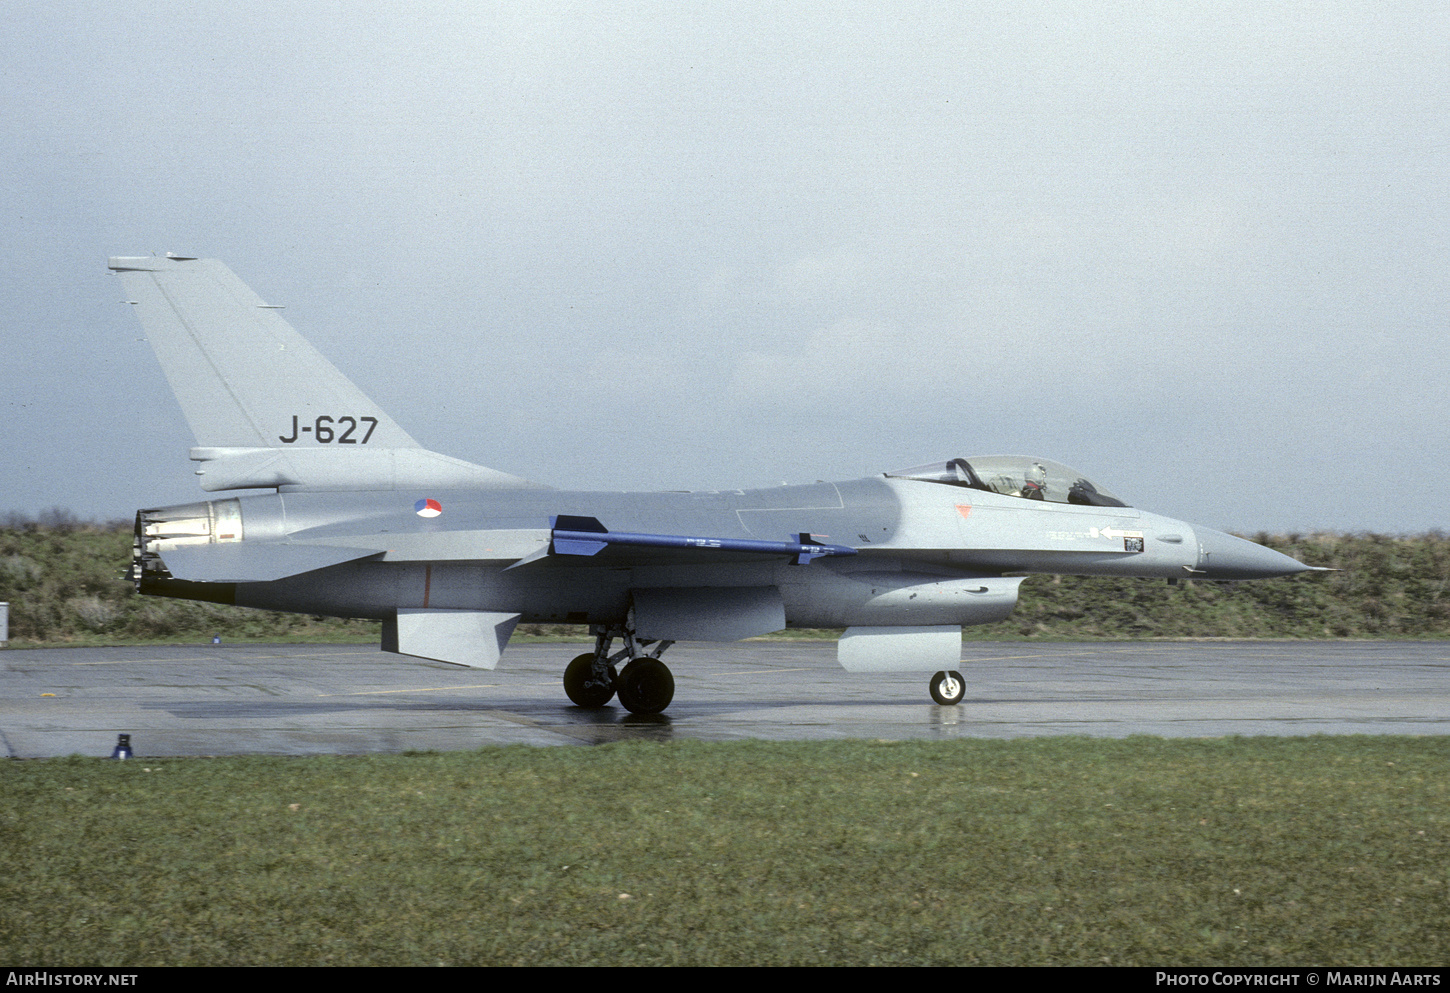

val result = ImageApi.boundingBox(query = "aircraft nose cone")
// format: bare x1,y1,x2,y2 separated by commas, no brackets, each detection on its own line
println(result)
1195,528,1315,580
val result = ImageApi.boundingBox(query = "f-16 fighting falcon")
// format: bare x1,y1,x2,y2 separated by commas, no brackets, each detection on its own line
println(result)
112,255,1321,713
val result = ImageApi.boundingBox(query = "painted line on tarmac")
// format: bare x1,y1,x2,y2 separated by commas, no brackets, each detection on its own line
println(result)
317,685,501,697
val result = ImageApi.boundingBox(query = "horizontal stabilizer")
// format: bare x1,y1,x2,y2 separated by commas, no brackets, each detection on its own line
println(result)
156,543,382,583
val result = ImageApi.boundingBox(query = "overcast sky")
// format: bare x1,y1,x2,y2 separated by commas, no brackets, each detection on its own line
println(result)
3,2,1446,533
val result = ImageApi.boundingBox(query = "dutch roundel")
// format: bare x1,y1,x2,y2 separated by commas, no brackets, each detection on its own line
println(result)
414,498,442,518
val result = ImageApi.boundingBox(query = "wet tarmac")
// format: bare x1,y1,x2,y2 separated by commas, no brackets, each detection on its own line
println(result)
3,639,1447,757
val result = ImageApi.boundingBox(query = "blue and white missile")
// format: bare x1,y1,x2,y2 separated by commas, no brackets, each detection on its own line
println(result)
550,515,857,565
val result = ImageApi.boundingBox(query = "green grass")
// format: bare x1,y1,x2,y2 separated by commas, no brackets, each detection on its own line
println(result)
3,737,1446,966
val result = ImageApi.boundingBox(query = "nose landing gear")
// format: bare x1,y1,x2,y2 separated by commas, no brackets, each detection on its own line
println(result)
929,669,965,706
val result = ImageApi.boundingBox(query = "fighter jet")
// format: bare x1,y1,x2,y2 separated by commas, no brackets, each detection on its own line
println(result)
111,255,1320,713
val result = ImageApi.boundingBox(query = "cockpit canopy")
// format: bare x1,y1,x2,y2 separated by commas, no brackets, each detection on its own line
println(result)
885,456,1128,507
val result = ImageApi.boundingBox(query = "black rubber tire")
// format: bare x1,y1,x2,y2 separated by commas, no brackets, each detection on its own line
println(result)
563,653,616,708
615,658,675,715
929,669,966,706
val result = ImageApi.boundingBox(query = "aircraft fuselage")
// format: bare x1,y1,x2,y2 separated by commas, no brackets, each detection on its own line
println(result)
136,474,1294,632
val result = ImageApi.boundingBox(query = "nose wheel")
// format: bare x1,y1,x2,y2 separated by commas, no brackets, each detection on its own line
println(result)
929,669,965,706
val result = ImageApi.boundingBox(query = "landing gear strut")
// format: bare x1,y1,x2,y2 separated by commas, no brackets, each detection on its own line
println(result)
929,669,965,706
563,625,676,714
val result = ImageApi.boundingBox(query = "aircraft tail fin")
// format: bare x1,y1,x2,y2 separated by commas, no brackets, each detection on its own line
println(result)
111,255,416,450
111,255,538,492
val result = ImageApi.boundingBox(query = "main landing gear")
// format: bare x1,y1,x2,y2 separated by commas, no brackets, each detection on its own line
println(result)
563,626,676,715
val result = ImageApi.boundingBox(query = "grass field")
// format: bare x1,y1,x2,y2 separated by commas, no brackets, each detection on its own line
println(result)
3,736,1446,966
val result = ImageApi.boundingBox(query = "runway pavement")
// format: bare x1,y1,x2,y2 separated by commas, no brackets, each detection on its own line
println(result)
3,639,1447,757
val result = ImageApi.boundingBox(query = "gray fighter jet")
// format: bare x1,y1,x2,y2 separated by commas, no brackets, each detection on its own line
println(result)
112,255,1320,713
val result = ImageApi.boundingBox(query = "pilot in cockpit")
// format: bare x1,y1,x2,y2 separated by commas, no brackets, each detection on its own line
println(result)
1020,461,1047,500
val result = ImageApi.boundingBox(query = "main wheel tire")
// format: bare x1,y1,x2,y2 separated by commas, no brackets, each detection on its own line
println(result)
616,658,675,715
929,669,966,706
564,653,616,708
